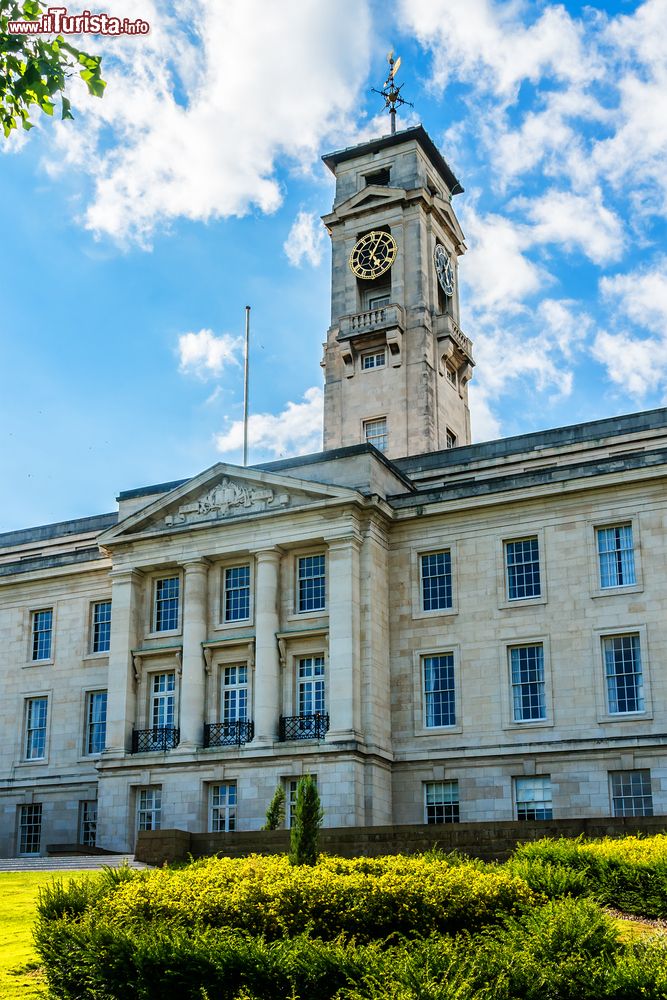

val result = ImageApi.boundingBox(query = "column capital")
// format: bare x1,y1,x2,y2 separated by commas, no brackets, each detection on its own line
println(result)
108,567,144,584
182,557,211,573
326,531,363,552
251,546,284,562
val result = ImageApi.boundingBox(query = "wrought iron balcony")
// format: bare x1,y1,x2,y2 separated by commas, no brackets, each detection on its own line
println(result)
204,720,255,748
279,712,329,742
131,727,180,753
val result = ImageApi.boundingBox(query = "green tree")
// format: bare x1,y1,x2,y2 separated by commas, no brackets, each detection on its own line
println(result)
1,0,105,137
288,775,323,866
261,784,285,831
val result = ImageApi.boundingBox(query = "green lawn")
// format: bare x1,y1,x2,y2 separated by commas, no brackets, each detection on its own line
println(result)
0,871,88,1000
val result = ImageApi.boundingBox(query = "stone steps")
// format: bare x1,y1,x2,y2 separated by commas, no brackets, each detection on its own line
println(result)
0,854,149,872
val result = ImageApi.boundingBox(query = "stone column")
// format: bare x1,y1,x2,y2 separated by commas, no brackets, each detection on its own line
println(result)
104,568,143,756
177,559,209,750
327,533,362,741
253,548,281,745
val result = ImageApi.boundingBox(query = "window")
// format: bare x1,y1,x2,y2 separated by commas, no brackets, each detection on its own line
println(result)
297,554,326,613
510,645,546,722
151,673,176,729
18,803,42,855
79,800,97,847
31,608,52,661
610,770,653,817
25,697,48,760
597,524,636,589
298,656,326,716
505,537,541,600
515,776,552,820
364,167,390,186
445,363,457,386
603,633,644,714
153,576,180,632
209,782,237,832
368,293,390,309
424,781,459,824
423,654,456,728
91,600,111,653
446,428,457,449
362,349,386,370
223,665,248,722
420,551,452,612
223,565,250,623
364,417,388,452
85,690,107,754
137,787,161,831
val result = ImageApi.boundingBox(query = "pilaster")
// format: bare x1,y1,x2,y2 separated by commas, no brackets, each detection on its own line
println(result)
104,568,143,756
253,548,282,744
176,559,209,750
327,532,362,741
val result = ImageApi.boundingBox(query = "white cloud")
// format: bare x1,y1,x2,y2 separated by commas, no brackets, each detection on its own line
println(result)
600,258,667,333
178,329,243,379
44,0,372,246
593,258,667,400
284,211,325,268
518,189,624,265
459,206,543,315
215,386,323,459
398,0,598,100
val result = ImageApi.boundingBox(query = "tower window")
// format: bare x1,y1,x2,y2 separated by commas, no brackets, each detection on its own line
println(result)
364,417,388,452
364,167,390,187
445,363,457,387
446,429,457,449
362,349,386,370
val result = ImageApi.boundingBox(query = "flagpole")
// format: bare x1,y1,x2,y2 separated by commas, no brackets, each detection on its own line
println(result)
243,305,250,467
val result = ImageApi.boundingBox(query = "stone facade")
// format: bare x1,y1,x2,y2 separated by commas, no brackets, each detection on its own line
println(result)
1,127,667,856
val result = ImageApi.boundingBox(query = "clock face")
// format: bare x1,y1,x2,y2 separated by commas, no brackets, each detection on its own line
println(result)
434,244,454,296
349,230,398,281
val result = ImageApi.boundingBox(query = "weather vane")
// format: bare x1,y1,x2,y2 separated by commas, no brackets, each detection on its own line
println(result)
372,51,413,135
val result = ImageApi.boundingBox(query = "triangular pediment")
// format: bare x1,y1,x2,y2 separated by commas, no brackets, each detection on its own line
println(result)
98,462,364,544
329,185,407,220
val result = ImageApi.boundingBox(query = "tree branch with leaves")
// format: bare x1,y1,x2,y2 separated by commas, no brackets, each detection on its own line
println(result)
0,0,105,137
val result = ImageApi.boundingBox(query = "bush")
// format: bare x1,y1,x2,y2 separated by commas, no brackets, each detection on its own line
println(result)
289,775,323,866
92,853,537,941
513,835,667,917
261,785,286,831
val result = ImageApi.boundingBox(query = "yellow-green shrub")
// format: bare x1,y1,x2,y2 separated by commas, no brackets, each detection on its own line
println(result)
97,854,537,941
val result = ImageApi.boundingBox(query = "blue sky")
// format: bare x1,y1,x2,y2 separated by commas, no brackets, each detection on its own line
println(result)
1,0,666,531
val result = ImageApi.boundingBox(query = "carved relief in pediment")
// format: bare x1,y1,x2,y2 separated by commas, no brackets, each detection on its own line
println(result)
164,477,290,526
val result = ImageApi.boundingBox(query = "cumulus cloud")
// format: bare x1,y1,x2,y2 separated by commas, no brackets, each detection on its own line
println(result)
592,259,667,400
284,211,326,268
215,386,323,459
42,0,372,246
178,329,243,379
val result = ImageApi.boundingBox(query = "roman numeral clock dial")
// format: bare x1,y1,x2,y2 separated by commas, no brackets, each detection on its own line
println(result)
349,230,398,280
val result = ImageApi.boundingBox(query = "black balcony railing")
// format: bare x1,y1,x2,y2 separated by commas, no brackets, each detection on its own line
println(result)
204,720,255,748
279,712,329,742
131,727,180,753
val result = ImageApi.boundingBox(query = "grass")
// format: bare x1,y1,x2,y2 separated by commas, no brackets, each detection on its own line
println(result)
0,871,88,1000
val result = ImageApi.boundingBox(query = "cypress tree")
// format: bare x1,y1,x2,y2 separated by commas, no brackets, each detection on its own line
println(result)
288,775,323,865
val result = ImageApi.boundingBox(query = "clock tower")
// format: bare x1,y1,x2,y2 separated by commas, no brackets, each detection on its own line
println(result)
320,126,474,459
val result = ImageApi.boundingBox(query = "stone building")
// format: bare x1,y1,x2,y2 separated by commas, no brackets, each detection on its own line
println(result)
1,126,666,856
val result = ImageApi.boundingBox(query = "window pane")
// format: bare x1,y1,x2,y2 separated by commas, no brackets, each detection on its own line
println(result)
597,525,636,588
210,782,237,832
423,654,455,727
604,634,644,713
87,691,108,754
610,769,653,817
298,555,326,612
25,697,48,759
223,665,248,722
424,780,460,824
79,801,98,847
224,565,250,622
137,787,161,831
515,776,552,820
19,803,42,854
510,645,546,721
298,656,326,716
154,577,179,631
151,673,175,728
92,601,112,653
32,609,52,661
420,551,452,611
505,539,541,600
364,418,388,452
